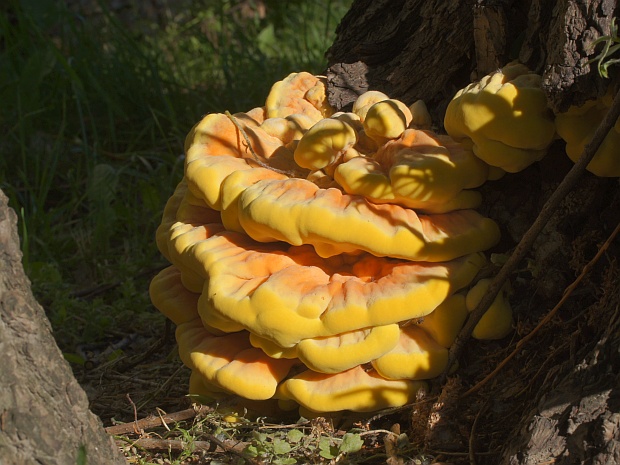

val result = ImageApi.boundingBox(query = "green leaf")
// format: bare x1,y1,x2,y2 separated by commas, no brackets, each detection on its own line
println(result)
586,17,620,78
339,433,363,454
273,438,292,455
396,433,410,449
75,444,87,465
63,353,86,366
318,437,337,459
257,24,277,57
87,164,119,205
251,430,268,443
138,181,162,215
274,458,297,465
286,429,304,443
243,444,259,457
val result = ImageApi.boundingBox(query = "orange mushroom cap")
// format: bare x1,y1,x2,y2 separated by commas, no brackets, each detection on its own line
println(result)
149,266,201,326
278,366,426,413
184,112,296,207
219,167,288,233
371,325,449,380
176,320,296,400
166,218,487,347
265,72,332,120
236,177,500,261
334,128,490,213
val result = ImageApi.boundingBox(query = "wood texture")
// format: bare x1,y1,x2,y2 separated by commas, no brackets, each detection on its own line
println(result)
326,0,619,115
326,0,477,118
521,0,617,111
499,314,620,465
0,190,125,465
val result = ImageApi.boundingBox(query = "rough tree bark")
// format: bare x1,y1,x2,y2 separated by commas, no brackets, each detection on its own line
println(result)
326,0,617,115
325,1,620,464
500,313,620,465
0,190,125,465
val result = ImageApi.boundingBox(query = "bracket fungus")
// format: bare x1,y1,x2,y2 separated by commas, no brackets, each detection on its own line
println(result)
333,128,491,214
363,99,413,143
444,61,555,173
555,89,620,177
151,73,512,416
293,118,358,170
465,278,513,340
265,71,331,120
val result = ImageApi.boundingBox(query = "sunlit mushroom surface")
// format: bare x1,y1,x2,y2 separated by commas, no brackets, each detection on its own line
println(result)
151,72,510,415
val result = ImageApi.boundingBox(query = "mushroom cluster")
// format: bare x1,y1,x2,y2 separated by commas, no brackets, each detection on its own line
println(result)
444,61,556,175
151,72,510,416
555,87,620,177
444,61,620,178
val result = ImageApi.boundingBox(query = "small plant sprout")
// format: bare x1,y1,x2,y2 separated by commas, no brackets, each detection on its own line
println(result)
587,17,620,78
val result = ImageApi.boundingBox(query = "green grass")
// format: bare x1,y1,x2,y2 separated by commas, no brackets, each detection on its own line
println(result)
0,0,351,352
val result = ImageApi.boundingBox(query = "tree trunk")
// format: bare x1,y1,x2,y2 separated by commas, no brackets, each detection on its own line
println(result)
325,1,620,464
499,317,620,465
0,190,125,465
326,0,617,116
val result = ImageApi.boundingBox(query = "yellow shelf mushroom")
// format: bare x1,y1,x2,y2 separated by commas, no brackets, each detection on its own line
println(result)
166,217,487,347
295,325,401,374
176,320,297,401
265,71,332,120
149,72,514,415
465,278,513,340
363,99,413,143
352,90,390,122
277,366,426,413
334,128,491,214
555,89,620,177
149,266,201,326
293,118,358,170
415,293,469,348
444,61,555,173
236,177,500,261
371,325,449,380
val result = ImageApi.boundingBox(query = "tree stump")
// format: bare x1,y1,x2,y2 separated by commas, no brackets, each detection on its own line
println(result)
0,190,125,465
325,1,620,463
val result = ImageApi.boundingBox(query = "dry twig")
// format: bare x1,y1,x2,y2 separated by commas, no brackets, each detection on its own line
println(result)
106,405,212,436
119,435,254,463
468,403,488,465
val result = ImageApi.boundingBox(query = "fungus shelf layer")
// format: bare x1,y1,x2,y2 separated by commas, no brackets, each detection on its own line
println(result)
151,72,513,416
